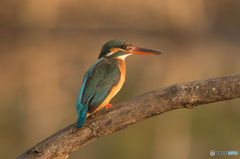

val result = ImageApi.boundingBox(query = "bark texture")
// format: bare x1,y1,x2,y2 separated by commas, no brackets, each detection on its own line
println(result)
17,74,240,159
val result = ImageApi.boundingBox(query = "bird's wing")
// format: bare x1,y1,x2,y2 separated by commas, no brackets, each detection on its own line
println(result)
77,58,121,114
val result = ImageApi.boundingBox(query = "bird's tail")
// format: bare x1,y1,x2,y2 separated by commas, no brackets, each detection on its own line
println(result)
76,104,88,128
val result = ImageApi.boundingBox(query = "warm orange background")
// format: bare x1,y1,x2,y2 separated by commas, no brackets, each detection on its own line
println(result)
1,1,240,159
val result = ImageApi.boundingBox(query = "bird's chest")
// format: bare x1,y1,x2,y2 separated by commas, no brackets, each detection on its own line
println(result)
112,59,126,96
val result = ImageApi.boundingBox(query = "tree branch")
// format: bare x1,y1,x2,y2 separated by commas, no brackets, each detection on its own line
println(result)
17,74,240,159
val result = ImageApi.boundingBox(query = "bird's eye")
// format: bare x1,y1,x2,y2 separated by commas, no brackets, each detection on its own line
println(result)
121,45,127,49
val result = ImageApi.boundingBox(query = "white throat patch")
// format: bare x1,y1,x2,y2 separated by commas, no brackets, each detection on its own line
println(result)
117,54,132,60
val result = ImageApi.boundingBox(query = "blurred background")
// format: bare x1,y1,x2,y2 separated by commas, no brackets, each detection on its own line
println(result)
1,0,240,158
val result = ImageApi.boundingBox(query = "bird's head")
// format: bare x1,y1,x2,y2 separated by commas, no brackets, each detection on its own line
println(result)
99,39,162,59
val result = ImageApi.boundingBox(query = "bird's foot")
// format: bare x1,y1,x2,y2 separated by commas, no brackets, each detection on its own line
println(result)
94,110,98,113
106,103,112,109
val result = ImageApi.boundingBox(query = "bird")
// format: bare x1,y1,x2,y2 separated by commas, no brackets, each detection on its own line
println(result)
76,39,162,128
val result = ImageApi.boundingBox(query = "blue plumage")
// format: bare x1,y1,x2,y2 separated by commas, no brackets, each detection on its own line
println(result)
76,105,88,128
75,58,120,128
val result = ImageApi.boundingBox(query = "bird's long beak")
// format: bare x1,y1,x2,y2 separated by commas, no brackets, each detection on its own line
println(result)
127,47,162,55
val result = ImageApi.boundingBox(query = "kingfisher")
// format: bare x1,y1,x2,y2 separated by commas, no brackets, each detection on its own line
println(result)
76,39,162,128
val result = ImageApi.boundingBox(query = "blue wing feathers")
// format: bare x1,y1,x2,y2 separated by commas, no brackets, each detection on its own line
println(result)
91,89,107,105
76,58,121,128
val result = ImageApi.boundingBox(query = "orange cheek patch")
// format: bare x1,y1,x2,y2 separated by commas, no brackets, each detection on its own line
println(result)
128,46,133,50
110,47,122,53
